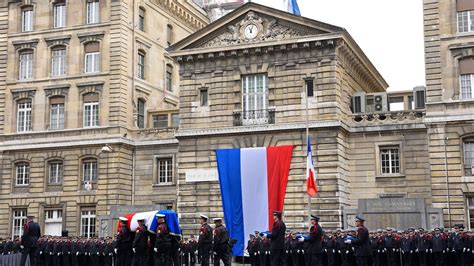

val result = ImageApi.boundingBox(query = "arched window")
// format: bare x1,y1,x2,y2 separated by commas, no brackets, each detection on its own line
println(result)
84,42,100,73
19,49,34,80
137,98,145,128
51,46,66,77
459,57,474,99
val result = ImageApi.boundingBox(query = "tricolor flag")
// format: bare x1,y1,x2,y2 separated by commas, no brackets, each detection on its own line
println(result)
287,0,301,16
306,136,318,197
117,210,182,236
216,145,294,256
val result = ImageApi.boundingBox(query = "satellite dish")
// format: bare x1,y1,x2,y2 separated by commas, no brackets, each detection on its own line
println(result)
84,181,92,191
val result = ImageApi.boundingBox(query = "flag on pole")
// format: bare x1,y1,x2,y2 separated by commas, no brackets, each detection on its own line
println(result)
216,145,294,256
288,0,301,16
306,136,318,197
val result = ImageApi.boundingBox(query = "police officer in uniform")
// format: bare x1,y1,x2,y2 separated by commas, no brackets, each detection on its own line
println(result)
198,214,212,266
345,215,371,266
264,210,286,266
302,215,323,266
212,218,230,266
154,213,172,266
20,215,41,266
115,217,133,266
133,218,149,266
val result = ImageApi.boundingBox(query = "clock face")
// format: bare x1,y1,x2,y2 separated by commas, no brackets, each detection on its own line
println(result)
244,24,258,40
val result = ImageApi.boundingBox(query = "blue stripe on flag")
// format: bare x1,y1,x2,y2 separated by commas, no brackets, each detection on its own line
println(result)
289,0,301,16
216,149,245,256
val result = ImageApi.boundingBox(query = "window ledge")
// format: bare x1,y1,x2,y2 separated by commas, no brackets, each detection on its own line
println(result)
375,174,405,179
153,183,176,187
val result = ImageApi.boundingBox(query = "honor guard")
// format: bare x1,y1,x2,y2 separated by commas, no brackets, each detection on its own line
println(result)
20,215,41,266
345,215,371,266
114,217,132,266
154,213,172,266
132,218,149,266
301,215,324,266
212,218,230,266
264,210,287,266
198,214,213,266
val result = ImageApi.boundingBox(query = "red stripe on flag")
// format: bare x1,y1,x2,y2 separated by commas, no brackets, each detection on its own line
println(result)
266,145,294,230
307,169,318,197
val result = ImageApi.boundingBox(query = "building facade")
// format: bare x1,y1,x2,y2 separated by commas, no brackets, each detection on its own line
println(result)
0,0,207,238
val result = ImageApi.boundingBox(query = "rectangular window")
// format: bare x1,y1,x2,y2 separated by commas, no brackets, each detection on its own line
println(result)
380,146,401,175
83,102,99,127
464,139,474,176
242,74,268,124
468,197,474,230
167,24,173,46
460,74,474,99
86,0,100,24
50,103,65,130
388,96,404,111
85,52,100,73
137,99,145,129
166,65,173,92
157,157,173,184
22,9,33,32
153,114,168,128
12,209,27,239
80,209,96,238
83,161,98,182
16,163,30,186
138,52,145,79
415,89,426,109
305,79,314,97
458,10,474,33
53,4,66,28
48,162,63,184
51,48,66,77
19,52,33,80
200,89,208,107
17,101,32,132
171,113,179,128
139,8,145,31
45,209,62,221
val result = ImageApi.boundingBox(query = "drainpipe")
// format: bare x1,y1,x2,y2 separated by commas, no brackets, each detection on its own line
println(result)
444,131,452,228
132,147,136,205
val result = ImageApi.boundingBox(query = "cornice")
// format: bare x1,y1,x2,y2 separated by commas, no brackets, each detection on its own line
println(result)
152,0,207,31
12,39,39,50
78,31,105,43
44,35,72,47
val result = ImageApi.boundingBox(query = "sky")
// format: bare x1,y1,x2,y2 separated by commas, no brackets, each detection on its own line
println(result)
250,0,426,91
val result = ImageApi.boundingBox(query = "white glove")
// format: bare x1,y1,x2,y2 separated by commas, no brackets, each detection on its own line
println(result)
377,250,380,253
263,234,268,239
452,249,456,253
297,250,300,254
76,252,79,256
68,252,70,255
302,250,304,254
401,251,404,254
154,248,158,253
40,251,43,255
430,249,432,253
114,249,117,254
442,250,445,254
346,250,349,254
213,252,217,256
415,249,418,253
20,245,24,249
467,249,471,252
195,251,198,255
132,248,136,253
410,250,413,254
324,249,327,253
285,250,288,254
298,237,304,243
392,248,395,252
344,240,351,244
338,250,341,254
50,252,53,255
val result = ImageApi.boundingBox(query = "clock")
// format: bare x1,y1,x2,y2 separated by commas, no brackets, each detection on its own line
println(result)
244,24,258,40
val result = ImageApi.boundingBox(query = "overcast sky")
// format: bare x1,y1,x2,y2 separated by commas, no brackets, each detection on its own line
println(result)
250,0,426,91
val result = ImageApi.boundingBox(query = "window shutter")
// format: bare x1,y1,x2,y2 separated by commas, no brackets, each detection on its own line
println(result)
83,93,99,102
457,0,474,12
84,42,99,53
460,57,474,74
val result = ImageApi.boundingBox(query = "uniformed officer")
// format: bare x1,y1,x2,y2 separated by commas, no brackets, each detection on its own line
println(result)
383,228,398,266
212,218,230,266
302,215,324,266
198,214,212,266
264,210,286,266
432,227,447,266
132,218,149,266
345,215,371,266
415,228,431,266
154,213,172,266
114,217,133,266
20,215,41,266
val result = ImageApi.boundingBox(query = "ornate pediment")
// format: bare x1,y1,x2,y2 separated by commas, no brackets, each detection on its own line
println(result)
196,11,326,49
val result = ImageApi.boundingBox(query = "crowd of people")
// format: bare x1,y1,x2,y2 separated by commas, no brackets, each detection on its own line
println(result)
1,211,473,266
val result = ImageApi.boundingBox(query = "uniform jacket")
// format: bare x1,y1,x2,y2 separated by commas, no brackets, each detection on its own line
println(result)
21,221,41,248
305,223,323,254
198,223,213,247
267,220,286,250
352,226,371,257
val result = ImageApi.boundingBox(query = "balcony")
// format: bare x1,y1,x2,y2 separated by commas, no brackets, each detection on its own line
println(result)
351,110,425,126
233,109,275,126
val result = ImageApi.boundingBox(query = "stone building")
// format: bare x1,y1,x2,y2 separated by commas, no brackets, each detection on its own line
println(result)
0,0,207,238
168,2,444,234
423,0,474,228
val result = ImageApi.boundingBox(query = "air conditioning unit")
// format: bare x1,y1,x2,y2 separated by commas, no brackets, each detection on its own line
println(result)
352,92,366,114
372,93,388,112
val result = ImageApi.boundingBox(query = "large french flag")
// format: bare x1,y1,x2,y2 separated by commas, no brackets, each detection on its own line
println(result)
216,145,293,256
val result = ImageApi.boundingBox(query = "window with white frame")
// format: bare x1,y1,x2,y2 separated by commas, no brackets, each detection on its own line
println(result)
17,100,32,132
156,157,173,184
82,159,98,183
80,209,96,238
21,7,33,32
15,163,30,186
137,99,145,128
53,3,66,28
153,114,168,128
84,42,100,74
48,161,63,184
12,209,27,239
464,138,474,176
51,47,66,77
50,97,65,130
458,10,474,33
166,64,173,92
379,146,401,175
19,50,33,80
138,8,145,31
468,196,474,230
138,51,145,79
83,93,99,128
86,0,100,24
242,74,268,123
460,74,474,99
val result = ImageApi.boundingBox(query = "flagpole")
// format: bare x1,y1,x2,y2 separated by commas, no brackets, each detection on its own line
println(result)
305,81,312,221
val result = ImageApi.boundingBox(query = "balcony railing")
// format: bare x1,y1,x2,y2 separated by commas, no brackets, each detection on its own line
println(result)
351,110,425,126
233,109,275,126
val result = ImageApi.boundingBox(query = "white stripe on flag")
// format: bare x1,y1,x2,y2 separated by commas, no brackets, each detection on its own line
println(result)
240,148,269,250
